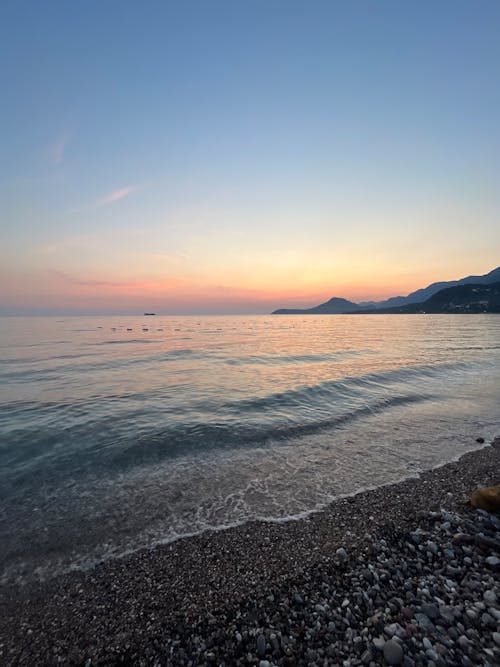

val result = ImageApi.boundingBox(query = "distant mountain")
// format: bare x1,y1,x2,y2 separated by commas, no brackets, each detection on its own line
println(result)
272,297,359,315
356,281,500,314
372,266,500,309
271,266,500,315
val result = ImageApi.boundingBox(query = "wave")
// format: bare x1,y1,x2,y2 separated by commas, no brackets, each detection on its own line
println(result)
0,391,431,489
104,392,431,467
0,358,483,494
223,350,371,366
88,338,162,345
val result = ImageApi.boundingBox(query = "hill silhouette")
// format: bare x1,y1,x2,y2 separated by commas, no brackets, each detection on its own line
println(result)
355,281,500,314
272,297,359,315
272,266,500,314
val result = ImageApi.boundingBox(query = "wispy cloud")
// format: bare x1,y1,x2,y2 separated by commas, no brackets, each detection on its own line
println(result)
50,132,70,164
96,186,137,207
52,270,186,291
53,270,141,288
64,185,139,216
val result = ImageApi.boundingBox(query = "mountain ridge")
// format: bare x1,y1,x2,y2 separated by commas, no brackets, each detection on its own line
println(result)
271,266,500,314
354,281,500,314
272,297,359,315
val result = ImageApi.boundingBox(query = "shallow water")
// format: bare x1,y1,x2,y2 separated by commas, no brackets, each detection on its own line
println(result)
1,314,499,583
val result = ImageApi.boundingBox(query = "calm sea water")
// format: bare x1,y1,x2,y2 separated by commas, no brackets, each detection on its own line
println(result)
1,314,500,584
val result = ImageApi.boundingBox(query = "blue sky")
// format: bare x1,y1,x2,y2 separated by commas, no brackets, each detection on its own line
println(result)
1,1,499,314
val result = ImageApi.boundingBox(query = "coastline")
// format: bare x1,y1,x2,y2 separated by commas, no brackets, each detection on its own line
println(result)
1,438,499,665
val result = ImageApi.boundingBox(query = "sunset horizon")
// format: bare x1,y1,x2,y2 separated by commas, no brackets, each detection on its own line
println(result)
1,262,499,316
2,3,499,316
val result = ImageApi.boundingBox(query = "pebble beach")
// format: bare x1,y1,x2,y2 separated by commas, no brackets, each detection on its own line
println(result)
1,437,500,666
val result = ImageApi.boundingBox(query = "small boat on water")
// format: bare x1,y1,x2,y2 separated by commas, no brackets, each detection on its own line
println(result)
144,312,156,316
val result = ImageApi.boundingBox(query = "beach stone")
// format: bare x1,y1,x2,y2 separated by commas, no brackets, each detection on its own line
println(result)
465,609,477,622
483,589,497,604
373,636,385,650
401,606,414,619
493,632,500,647
361,648,372,664
469,486,500,512
485,556,500,567
439,606,455,624
415,613,436,632
256,634,266,657
421,603,439,620
480,612,495,628
383,639,403,665
336,547,348,562
490,607,500,621
427,541,439,555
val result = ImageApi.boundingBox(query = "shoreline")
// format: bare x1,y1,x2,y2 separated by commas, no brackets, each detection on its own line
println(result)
1,437,499,665
4,431,498,588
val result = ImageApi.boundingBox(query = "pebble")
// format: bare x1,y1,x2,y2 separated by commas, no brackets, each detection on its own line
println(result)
483,589,497,604
383,639,404,665
480,612,495,628
256,634,266,657
485,556,500,567
336,547,348,561
414,612,436,632
361,648,372,664
421,602,439,620
3,445,500,667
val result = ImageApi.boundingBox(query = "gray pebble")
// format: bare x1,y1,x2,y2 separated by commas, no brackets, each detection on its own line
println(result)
421,603,439,620
336,547,348,561
485,556,500,567
383,639,404,665
483,589,497,605
480,612,495,628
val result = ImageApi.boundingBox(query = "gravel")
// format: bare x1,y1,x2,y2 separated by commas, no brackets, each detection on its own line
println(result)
1,437,499,665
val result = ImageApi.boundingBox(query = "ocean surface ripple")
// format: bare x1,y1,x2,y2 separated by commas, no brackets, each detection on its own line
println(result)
0,314,499,584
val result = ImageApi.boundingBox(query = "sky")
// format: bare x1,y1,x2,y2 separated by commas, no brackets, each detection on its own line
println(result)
1,1,499,315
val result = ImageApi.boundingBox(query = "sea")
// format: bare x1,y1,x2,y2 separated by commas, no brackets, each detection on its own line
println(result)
1,314,500,585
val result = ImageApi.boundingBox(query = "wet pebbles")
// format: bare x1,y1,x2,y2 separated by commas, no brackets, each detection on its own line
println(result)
1,438,499,665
